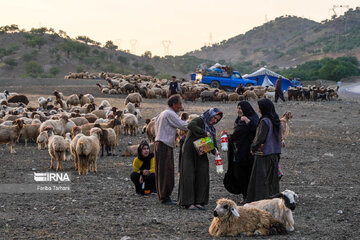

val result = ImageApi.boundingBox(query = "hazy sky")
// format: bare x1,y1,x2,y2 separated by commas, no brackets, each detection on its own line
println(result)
1,0,359,56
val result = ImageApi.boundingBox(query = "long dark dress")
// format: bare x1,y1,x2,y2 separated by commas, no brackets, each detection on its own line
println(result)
246,119,280,203
225,119,256,199
178,117,212,206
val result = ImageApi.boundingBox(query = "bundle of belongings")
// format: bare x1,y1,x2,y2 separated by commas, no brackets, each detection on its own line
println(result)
197,63,233,77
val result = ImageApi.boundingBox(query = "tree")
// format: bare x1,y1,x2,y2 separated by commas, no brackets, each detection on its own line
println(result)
104,40,118,50
142,51,152,58
26,61,43,77
50,66,60,76
4,58,18,68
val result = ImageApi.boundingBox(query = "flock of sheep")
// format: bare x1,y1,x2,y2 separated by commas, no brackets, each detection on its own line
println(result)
0,71,301,237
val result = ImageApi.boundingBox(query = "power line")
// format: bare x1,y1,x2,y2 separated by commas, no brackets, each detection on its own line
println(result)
162,40,171,56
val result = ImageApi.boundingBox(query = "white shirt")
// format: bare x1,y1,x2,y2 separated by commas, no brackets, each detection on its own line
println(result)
155,108,188,148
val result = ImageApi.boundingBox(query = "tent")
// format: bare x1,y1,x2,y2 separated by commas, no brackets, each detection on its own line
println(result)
243,67,294,91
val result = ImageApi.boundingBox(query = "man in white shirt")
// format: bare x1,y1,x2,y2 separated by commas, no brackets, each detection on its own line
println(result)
154,95,188,205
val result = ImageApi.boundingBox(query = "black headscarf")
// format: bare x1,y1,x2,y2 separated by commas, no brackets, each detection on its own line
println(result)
257,99,280,136
137,140,154,164
235,101,259,132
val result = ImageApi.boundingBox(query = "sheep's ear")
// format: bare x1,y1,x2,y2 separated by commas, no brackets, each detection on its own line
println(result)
269,193,283,199
230,207,240,217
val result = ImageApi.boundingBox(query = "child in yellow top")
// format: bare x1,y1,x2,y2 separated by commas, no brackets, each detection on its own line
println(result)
130,140,156,195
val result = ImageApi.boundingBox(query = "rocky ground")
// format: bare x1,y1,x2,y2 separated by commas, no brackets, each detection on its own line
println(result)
0,77,360,239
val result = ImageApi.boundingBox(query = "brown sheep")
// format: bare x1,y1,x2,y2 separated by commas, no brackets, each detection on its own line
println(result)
0,119,24,153
21,123,40,147
70,126,84,171
36,131,48,150
280,111,293,147
46,127,67,171
66,94,80,107
209,198,287,237
243,90,257,100
228,92,240,101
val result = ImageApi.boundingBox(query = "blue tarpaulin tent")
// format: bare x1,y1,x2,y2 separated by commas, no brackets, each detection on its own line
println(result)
243,67,298,91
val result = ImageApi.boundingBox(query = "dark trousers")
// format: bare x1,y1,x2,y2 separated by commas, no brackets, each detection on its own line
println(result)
154,141,174,203
275,89,285,102
130,172,156,194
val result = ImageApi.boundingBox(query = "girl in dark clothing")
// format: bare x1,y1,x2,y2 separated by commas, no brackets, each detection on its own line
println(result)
246,99,281,203
178,108,223,210
224,101,259,202
130,140,156,195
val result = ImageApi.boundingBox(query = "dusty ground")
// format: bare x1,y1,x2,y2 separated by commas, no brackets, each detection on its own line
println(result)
0,77,360,239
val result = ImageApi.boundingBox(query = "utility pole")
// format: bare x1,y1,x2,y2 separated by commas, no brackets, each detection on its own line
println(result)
130,39,137,55
162,40,171,56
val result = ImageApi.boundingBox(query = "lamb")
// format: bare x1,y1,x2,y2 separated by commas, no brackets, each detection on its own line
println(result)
46,127,67,171
94,124,117,156
66,94,80,107
70,126,84,171
96,83,109,94
244,190,298,232
40,114,69,136
20,123,40,147
121,113,138,136
36,131,48,150
124,92,143,106
0,119,24,153
280,111,293,147
209,198,287,237
76,127,102,175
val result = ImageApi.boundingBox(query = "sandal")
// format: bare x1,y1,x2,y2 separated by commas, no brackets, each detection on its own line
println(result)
195,204,206,210
187,205,198,210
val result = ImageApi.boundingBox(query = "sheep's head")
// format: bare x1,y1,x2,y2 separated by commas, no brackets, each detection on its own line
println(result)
44,126,54,135
282,190,298,211
283,111,293,120
60,114,69,122
213,199,239,219
13,119,24,129
71,126,82,138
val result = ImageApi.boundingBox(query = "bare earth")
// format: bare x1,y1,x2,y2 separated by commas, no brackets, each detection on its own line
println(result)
0,77,360,239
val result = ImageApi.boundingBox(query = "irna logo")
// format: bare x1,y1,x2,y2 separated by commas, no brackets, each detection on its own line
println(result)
34,172,70,182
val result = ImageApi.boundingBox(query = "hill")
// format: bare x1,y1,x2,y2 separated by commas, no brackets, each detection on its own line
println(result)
187,7,360,69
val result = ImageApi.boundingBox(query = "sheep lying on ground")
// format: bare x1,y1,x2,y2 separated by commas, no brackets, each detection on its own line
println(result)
0,119,24,153
36,131,48,150
46,127,66,171
244,190,298,232
209,198,287,237
280,111,293,147
76,127,102,175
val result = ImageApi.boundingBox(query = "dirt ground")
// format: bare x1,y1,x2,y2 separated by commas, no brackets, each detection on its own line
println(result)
1,77,360,239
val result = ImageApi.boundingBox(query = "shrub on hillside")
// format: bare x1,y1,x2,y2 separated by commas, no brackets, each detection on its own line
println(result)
4,58,18,68
26,61,43,78
50,66,60,76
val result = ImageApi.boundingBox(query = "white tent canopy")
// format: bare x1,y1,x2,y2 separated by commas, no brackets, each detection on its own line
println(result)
261,75,274,86
243,67,283,78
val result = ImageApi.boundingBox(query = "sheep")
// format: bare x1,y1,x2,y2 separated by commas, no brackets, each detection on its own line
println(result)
70,117,89,126
144,118,156,142
124,92,143,106
70,126,84,171
0,119,24,153
38,97,53,109
64,132,72,161
0,90,9,100
7,95,29,105
20,123,40,147
91,109,107,119
121,113,138,136
228,93,240,101
76,127,102,175
209,198,287,237
95,124,117,156
280,111,293,147
243,90,257,100
40,114,69,136
46,127,67,171
66,94,80,107
36,131,48,150
78,94,94,106
99,100,111,109
264,91,275,100
70,103,96,114
53,90,64,101
122,142,154,156
109,89,118,94
244,190,298,232
124,102,136,114
200,90,218,102
96,83,109,94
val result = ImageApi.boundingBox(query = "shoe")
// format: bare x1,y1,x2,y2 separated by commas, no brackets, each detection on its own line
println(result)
187,205,198,210
162,199,177,205
195,204,206,210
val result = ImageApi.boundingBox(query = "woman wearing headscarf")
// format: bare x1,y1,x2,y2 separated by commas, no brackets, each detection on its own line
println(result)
178,108,223,210
246,99,281,203
224,101,259,202
130,140,156,195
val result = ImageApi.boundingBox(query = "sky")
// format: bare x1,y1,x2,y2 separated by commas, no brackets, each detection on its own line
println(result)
1,0,359,56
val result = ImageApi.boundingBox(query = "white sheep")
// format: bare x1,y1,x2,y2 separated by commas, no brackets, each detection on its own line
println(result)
70,126,84,171
38,97,52,109
64,132,72,162
40,114,69,136
209,198,287,237
75,127,102,175
244,190,298,232
124,92,143,106
121,113,138,136
45,127,67,171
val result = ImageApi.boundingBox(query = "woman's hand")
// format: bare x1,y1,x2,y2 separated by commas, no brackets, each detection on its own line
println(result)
241,116,250,124
142,170,150,176
139,175,144,184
